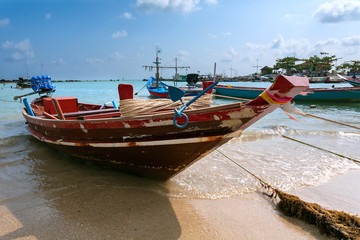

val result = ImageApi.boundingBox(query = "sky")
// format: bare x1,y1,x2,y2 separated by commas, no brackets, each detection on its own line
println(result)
1,0,360,80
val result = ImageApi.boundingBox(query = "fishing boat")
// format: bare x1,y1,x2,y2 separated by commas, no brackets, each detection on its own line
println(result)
19,75,308,180
336,74,360,87
15,78,31,89
344,79,360,87
214,83,360,103
143,46,205,98
146,74,204,98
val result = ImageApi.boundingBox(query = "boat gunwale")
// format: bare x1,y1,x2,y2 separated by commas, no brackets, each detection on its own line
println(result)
22,100,247,124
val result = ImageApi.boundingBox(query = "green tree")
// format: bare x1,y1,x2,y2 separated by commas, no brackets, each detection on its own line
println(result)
306,54,336,75
273,57,299,75
273,53,338,76
336,61,360,75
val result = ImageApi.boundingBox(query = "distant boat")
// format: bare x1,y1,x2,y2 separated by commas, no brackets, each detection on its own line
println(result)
146,74,209,98
337,74,360,87
344,79,360,87
16,78,31,89
214,82,360,103
143,46,207,98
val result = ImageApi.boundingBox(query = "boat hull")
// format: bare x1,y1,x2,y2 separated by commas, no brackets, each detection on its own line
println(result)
146,77,202,98
28,126,229,179
24,105,255,179
214,85,360,102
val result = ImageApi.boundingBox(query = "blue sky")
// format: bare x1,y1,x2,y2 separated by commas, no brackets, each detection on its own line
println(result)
1,0,360,80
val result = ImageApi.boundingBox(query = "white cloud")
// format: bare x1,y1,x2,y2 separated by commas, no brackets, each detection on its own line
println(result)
246,35,314,60
342,35,360,45
85,58,103,64
45,13,52,20
110,51,123,61
2,39,32,51
26,51,34,58
2,39,34,61
136,0,201,13
122,12,133,19
7,50,34,61
11,52,24,61
216,34,360,75
315,38,341,47
2,40,13,49
204,0,217,4
176,50,190,61
245,42,266,50
0,18,10,27
221,47,239,62
314,0,360,23
177,50,189,57
271,34,285,49
112,30,127,39
52,58,66,64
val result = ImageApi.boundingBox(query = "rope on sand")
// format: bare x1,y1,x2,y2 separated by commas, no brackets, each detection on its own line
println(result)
281,135,360,164
119,94,212,117
217,149,360,239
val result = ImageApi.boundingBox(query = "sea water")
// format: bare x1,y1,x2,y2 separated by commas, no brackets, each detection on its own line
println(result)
0,79,359,203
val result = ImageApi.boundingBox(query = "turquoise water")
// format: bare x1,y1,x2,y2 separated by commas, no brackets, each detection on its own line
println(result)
0,80,359,200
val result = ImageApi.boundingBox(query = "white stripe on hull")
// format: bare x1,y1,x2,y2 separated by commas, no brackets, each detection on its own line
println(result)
34,134,225,148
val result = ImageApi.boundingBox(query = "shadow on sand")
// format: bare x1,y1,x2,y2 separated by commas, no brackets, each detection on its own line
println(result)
0,136,182,239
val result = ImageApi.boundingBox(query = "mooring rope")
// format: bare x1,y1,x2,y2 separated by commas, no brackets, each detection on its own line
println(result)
281,135,360,164
0,99,15,103
216,149,360,239
281,103,360,130
216,149,273,190
212,94,360,130
305,113,360,130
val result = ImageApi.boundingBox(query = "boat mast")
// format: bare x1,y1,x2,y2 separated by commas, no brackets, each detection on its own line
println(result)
142,46,190,85
174,57,178,86
155,46,160,80
25,60,29,80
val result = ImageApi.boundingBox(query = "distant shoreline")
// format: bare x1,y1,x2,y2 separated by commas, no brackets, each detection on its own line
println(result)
1,79,127,84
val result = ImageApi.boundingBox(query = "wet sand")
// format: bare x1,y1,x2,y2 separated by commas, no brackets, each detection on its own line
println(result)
173,169,360,240
1,168,359,239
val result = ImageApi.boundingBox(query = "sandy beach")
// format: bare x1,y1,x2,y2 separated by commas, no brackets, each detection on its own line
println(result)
1,80,359,240
1,168,359,239
172,170,360,240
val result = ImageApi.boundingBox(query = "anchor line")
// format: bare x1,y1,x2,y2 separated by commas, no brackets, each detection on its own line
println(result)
281,135,360,164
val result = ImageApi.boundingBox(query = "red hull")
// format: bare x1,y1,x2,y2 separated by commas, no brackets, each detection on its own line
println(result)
22,75,309,180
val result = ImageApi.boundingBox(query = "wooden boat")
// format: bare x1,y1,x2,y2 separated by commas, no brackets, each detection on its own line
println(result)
146,74,204,98
344,79,360,87
15,78,31,89
337,74,360,87
21,75,308,180
214,82,360,103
